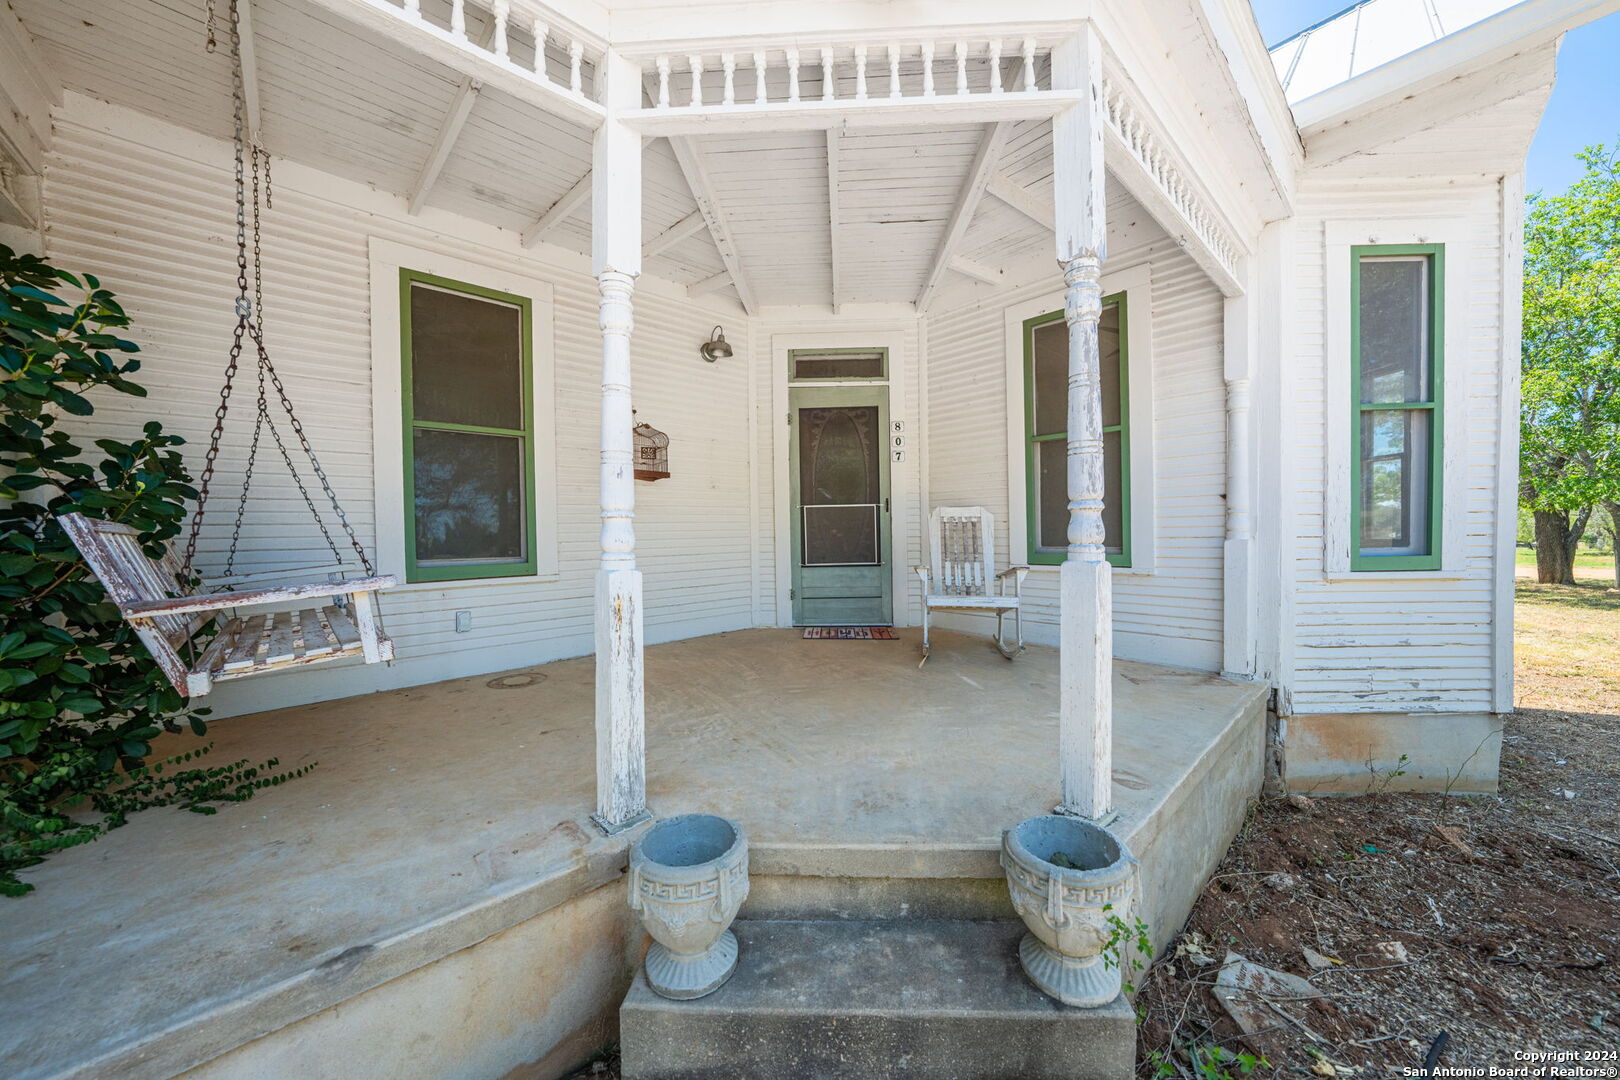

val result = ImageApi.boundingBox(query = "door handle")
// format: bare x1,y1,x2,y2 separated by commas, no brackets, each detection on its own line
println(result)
884,498,890,513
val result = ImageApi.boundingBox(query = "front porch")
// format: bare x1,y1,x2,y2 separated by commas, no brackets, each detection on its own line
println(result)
5,629,1265,1080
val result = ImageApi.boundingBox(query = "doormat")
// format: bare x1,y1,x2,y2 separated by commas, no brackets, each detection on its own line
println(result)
802,626,899,640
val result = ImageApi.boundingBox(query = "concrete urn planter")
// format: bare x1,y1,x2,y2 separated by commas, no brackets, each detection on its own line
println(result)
628,814,749,1000
1002,814,1137,1007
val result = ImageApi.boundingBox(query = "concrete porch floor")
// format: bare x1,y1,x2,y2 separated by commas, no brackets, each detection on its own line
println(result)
2,628,1268,1080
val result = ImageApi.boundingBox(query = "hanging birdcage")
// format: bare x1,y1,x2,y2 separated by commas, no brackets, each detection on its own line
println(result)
633,420,670,481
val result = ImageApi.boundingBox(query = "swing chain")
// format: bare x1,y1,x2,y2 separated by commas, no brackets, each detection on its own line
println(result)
183,0,375,584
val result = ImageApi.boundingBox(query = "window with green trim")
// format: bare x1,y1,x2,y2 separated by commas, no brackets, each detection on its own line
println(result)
1024,294,1129,567
401,269,536,582
1351,246,1442,571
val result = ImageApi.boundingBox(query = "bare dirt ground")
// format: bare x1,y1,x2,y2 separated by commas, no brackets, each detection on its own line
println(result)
1136,581,1620,1077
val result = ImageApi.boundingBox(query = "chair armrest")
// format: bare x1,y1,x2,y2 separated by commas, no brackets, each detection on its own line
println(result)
122,576,398,618
995,565,1029,597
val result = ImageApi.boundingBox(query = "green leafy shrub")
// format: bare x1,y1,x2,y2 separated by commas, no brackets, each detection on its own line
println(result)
0,243,307,895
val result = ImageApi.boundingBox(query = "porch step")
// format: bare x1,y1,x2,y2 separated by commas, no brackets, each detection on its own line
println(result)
618,919,1134,1080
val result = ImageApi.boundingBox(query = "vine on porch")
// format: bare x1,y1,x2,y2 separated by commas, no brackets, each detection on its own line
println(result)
0,244,310,896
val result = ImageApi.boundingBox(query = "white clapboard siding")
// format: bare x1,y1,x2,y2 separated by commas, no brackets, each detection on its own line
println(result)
925,204,1228,672
1285,174,1503,715
43,95,754,718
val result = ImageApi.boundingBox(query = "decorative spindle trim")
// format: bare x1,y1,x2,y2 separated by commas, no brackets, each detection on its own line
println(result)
1100,77,1239,281
656,55,671,108
753,52,768,104
404,0,420,15
989,39,1003,93
921,42,935,96
1023,38,1036,91
569,41,584,94
786,48,800,102
955,40,968,95
688,55,704,107
821,48,835,101
1062,254,1107,560
855,45,868,100
888,42,902,99
491,0,509,60
450,0,466,39
722,54,736,105
531,20,548,75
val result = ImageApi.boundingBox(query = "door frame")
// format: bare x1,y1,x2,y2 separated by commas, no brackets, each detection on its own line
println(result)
789,383,893,625
771,331,912,628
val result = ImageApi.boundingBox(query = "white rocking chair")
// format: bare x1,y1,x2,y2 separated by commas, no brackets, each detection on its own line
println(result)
914,506,1028,663
59,513,396,698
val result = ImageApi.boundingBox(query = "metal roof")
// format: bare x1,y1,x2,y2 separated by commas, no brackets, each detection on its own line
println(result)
1268,0,1521,104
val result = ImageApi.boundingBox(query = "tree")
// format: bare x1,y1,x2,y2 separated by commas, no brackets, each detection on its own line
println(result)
1521,143,1620,585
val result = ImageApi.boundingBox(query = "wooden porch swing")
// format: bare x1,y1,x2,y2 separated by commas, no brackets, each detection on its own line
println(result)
59,0,395,697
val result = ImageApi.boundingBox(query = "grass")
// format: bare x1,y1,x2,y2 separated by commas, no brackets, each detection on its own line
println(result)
1515,578,1620,714
1514,548,1613,570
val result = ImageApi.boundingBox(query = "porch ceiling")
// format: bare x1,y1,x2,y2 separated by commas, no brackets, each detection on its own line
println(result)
16,0,1171,313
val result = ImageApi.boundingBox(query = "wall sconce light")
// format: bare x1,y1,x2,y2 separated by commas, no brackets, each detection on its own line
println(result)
699,325,733,363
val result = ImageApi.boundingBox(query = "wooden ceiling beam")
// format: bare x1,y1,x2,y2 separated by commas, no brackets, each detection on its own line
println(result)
408,79,481,214
916,122,1010,311
686,270,733,297
668,135,757,316
237,0,264,146
947,254,1005,286
986,172,1054,233
643,208,708,259
407,18,496,216
522,170,592,248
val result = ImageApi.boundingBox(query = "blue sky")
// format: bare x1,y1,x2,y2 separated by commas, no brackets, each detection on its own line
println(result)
1248,1,1620,195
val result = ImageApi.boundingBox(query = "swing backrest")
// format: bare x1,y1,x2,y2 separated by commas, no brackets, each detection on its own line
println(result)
58,515,212,686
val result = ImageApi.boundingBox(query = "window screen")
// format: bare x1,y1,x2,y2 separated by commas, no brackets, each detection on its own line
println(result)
403,273,535,580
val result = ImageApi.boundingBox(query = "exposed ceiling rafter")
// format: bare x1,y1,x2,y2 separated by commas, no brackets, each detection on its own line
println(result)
643,208,708,259
947,254,1005,286
986,173,1054,233
407,18,496,215
522,170,591,248
668,135,757,316
686,270,733,298
237,0,264,147
916,122,1010,311
826,128,842,314
408,81,481,214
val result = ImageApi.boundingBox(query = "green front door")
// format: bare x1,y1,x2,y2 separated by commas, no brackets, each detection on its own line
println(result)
790,384,892,626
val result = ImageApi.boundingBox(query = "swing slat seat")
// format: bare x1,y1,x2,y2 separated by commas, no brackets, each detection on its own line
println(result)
59,513,395,698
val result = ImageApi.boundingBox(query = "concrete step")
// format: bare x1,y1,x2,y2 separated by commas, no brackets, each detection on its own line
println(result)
619,919,1134,1080
739,872,1016,921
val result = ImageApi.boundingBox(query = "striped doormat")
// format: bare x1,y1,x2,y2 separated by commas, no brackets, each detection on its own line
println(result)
802,626,899,640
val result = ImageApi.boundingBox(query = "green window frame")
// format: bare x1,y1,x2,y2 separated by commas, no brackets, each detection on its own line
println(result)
1023,292,1130,567
400,268,537,583
1349,244,1443,572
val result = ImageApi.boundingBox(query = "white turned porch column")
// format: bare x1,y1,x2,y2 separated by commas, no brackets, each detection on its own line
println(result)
1051,27,1112,822
591,49,650,834
1222,279,1258,679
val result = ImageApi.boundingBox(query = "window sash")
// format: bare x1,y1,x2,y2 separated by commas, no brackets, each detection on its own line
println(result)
1349,246,1443,571
1023,294,1130,567
401,269,538,582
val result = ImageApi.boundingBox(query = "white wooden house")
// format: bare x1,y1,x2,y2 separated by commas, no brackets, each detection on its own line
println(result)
0,0,1608,1078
